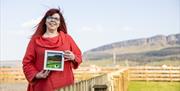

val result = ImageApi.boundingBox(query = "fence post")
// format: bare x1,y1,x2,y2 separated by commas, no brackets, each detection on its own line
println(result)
122,70,128,91
169,66,172,82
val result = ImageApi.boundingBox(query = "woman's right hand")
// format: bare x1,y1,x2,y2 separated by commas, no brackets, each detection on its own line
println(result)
35,70,50,79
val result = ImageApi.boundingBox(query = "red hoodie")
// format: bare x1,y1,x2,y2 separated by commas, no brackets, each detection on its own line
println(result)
22,31,82,91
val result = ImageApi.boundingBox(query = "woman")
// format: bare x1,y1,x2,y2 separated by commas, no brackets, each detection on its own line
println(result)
22,8,82,91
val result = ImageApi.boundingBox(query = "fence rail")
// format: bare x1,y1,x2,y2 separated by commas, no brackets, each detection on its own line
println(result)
0,68,26,83
129,66,180,81
58,68,128,91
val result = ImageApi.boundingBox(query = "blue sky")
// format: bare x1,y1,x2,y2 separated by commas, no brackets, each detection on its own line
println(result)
0,0,179,60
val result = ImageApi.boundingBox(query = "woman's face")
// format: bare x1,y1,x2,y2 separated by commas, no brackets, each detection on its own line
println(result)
45,13,60,31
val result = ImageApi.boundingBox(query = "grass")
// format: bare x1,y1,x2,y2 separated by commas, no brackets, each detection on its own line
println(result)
81,60,180,67
0,83,27,91
81,59,114,67
128,81,180,91
145,60,180,66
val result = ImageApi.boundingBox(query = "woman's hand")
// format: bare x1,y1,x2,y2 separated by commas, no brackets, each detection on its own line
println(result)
64,50,75,61
35,70,50,79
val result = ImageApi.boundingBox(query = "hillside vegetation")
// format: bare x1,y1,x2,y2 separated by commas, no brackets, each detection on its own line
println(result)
83,33,180,66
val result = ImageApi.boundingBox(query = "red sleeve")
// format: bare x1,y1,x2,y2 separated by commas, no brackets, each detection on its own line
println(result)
22,38,38,83
67,35,82,69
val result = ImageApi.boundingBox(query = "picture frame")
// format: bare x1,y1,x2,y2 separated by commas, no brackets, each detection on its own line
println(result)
44,50,64,71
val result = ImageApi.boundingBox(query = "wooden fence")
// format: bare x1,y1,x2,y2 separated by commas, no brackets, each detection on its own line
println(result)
0,67,121,83
1,66,180,91
129,66,180,81
0,68,26,83
74,67,121,81
58,68,129,91
0,67,129,91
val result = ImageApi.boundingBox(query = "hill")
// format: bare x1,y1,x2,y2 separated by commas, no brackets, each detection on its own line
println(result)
83,33,180,65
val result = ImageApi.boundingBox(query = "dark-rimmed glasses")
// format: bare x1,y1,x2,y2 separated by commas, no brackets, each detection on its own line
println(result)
47,16,60,21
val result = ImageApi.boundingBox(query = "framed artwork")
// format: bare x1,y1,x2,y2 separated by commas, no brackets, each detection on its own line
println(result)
44,50,64,71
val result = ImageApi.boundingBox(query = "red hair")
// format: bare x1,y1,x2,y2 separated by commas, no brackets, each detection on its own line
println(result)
32,8,67,38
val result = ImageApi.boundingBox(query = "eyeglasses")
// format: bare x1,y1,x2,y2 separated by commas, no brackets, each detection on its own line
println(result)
47,16,60,21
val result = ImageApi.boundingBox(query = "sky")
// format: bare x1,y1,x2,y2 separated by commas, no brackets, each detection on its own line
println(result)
0,0,179,60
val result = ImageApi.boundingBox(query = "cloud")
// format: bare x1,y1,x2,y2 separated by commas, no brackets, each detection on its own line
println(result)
120,26,133,31
80,25,104,32
80,25,134,33
21,17,42,28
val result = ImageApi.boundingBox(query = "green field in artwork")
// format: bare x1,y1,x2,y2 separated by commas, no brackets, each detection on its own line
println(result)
46,60,62,68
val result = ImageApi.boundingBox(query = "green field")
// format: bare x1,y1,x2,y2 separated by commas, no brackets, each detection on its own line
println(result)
46,61,61,68
128,81,180,91
81,60,180,67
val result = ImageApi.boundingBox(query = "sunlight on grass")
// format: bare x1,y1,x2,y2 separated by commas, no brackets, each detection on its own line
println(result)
128,81,180,91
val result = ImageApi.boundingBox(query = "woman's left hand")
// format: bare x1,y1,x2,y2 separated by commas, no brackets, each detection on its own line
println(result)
64,50,75,61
